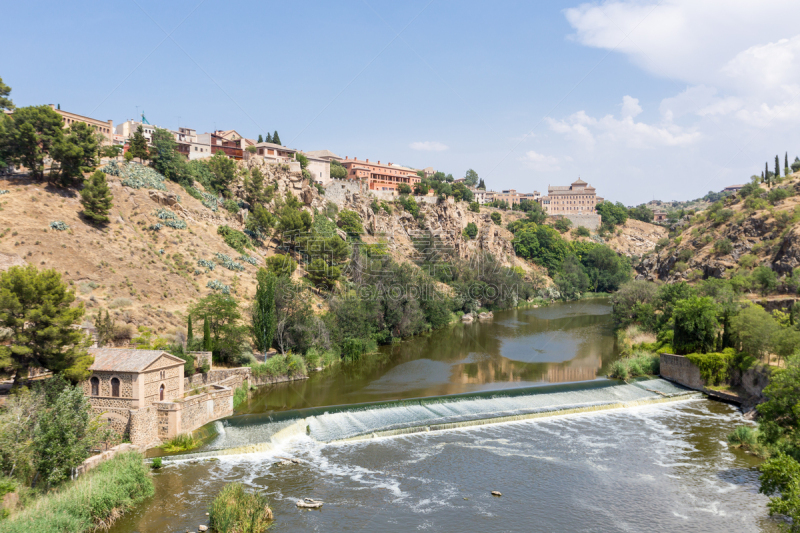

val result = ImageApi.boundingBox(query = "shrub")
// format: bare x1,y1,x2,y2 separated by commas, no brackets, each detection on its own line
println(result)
197,259,216,270
554,218,572,233
50,221,69,231
0,452,153,533
673,261,688,272
102,161,167,191
233,383,249,409
397,184,411,195
265,254,297,277
608,351,660,380
217,225,252,253
685,348,736,385
223,198,240,214
250,353,308,379
209,483,273,533
469,202,480,213
738,254,758,269
215,252,245,272
574,226,590,237
713,239,733,255
727,425,758,447
768,187,791,205
207,280,231,294
752,266,778,295
109,297,133,308
160,433,200,453
463,222,478,239
150,457,162,469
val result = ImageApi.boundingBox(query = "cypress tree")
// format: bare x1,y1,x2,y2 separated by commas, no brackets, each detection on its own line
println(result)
80,170,113,223
203,316,211,351
187,315,193,344
266,132,273,143
761,171,765,183
252,268,277,354
766,162,770,185
257,134,263,143
786,151,789,171
272,131,281,146
775,155,780,181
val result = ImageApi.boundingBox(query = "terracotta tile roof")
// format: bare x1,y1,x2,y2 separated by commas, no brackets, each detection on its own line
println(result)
88,348,183,373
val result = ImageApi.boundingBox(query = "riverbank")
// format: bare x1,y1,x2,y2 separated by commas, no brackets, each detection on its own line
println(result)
0,452,153,533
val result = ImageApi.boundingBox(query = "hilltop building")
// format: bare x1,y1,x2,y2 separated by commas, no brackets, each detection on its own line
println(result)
48,105,114,145
116,119,157,143
339,156,421,192
539,178,602,215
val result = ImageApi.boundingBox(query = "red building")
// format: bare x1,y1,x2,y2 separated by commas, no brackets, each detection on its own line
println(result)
339,157,420,191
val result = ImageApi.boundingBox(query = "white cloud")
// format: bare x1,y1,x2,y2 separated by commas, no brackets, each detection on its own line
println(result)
522,150,561,171
659,85,743,120
409,141,448,152
547,96,700,149
721,35,800,95
621,95,642,118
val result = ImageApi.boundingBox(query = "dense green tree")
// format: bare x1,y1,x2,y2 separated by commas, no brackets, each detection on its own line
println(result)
243,167,267,205
0,76,13,111
272,131,281,145
596,201,629,227
150,128,188,185
628,204,654,222
330,160,347,179
730,303,780,361
337,210,364,237
307,258,341,290
759,453,800,528
203,316,211,351
252,269,277,354
33,377,108,487
257,134,263,143
295,152,308,169
245,203,275,239
190,294,246,364
2,105,64,179
490,211,501,224
79,170,113,223
129,125,149,162
464,169,479,187
452,182,474,202
94,310,115,347
672,296,719,354
477,178,486,189
266,132,273,143
786,152,790,176
52,122,99,182
187,314,193,344
582,246,631,292
766,162,771,186
752,265,778,295
792,157,800,173
610,280,659,331
554,218,572,233
397,183,412,194
525,201,547,224
0,266,92,385
555,254,590,299
206,150,237,193
265,254,298,277
776,155,781,181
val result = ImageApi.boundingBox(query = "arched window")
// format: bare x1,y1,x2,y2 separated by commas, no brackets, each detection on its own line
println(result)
159,384,165,401
111,377,120,397
90,377,99,396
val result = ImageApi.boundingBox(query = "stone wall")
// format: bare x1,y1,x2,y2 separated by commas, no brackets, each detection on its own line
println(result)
659,353,705,390
82,371,135,399
250,373,309,387
561,213,601,231
189,351,212,369
143,362,182,405
129,406,159,448
325,178,364,205
185,367,251,390
155,384,233,439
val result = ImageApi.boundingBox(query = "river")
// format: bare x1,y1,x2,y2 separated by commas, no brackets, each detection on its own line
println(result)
110,299,781,532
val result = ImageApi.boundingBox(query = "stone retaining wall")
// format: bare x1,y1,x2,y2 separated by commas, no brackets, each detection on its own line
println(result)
155,384,233,440
559,213,601,230
659,353,705,390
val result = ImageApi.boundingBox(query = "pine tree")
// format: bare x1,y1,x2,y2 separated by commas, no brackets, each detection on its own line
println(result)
272,131,281,146
94,310,115,347
80,170,113,223
129,125,149,162
187,315,193,344
257,134,263,143
0,265,92,385
203,316,211,351
266,132,273,143
252,269,277,354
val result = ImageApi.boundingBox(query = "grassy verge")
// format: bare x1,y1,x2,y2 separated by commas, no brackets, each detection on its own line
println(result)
209,482,273,533
0,452,153,533
727,425,770,457
609,351,661,380
160,433,200,453
250,353,308,379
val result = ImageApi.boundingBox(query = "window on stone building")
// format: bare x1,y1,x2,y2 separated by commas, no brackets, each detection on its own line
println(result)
111,377,120,397
160,370,165,380
91,377,99,396
160,384,165,401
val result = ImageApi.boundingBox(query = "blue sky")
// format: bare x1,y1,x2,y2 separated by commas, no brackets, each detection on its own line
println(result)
5,1,800,205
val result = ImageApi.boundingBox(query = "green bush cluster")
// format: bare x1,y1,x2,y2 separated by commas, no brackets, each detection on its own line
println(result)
239,254,258,266
197,259,215,270
207,280,230,294
209,483,273,533
685,348,736,385
49,221,69,231
609,351,660,380
250,353,308,378
102,161,167,191
0,452,153,533
215,252,245,272
217,225,252,253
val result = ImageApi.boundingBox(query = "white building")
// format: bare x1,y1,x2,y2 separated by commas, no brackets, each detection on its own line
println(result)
115,120,157,142
174,127,212,160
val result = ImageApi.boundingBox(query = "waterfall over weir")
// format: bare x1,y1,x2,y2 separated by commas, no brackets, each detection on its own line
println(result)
165,378,698,461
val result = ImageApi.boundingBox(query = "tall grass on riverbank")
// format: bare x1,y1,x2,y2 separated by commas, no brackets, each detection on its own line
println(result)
0,452,153,533
250,352,307,379
209,482,273,533
609,351,660,380
160,433,200,453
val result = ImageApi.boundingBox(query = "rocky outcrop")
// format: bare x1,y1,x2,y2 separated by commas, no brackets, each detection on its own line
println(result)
772,225,800,274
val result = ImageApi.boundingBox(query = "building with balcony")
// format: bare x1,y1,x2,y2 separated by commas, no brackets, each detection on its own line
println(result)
339,156,421,192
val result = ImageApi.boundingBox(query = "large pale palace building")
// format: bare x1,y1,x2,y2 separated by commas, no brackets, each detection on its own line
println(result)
540,178,603,215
